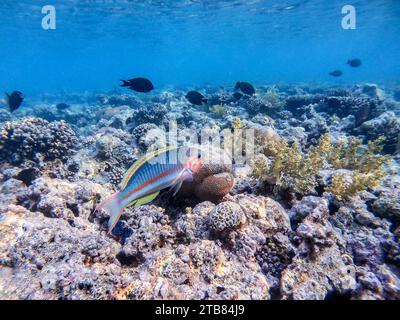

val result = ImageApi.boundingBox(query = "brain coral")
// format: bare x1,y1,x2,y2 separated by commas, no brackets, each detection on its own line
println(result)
209,201,245,233
0,117,78,164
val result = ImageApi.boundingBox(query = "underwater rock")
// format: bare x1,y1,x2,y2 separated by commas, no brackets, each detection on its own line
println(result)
56,103,70,110
226,195,291,263
357,111,400,154
344,222,393,268
94,128,138,168
189,240,224,283
175,202,215,242
371,187,400,223
97,94,143,108
280,244,356,299
320,96,384,126
0,117,78,164
242,96,273,115
255,233,295,295
119,205,175,262
285,94,323,117
0,204,123,299
138,127,167,152
18,177,107,223
134,103,168,126
14,167,40,186
131,123,158,142
289,196,339,252
360,83,384,99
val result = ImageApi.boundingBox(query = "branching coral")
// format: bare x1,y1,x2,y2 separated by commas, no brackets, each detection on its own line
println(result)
251,133,389,200
260,87,284,112
209,104,228,118
252,135,328,195
326,136,388,200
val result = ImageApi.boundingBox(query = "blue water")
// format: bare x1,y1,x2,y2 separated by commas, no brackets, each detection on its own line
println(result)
1,0,399,96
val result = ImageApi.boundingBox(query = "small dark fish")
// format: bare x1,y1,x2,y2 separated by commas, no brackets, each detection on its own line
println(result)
234,81,256,95
5,91,24,112
56,103,70,110
120,77,154,93
347,59,362,67
186,91,207,105
329,70,343,77
233,92,243,100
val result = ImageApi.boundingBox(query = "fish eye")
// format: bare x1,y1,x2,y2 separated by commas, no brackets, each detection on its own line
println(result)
197,151,202,159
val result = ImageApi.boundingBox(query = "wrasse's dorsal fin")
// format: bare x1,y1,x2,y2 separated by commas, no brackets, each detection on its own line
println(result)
127,191,160,208
120,146,178,189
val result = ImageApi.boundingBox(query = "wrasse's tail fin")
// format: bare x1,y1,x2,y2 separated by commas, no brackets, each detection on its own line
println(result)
95,192,123,234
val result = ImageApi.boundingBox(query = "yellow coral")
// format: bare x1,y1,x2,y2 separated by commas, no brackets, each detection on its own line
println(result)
251,133,389,199
209,104,228,118
325,135,388,200
262,87,280,105
231,117,244,129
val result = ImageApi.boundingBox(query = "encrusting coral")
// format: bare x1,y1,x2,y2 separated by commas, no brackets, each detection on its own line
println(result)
251,133,389,200
0,117,78,164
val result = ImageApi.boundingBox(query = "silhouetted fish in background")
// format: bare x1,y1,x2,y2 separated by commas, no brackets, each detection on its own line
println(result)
329,70,343,77
186,90,208,105
347,58,362,67
5,91,24,112
233,92,243,100
56,103,70,110
235,81,256,95
120,77,154,93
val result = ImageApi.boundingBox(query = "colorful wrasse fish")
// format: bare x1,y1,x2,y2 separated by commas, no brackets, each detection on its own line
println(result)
96,146,204,234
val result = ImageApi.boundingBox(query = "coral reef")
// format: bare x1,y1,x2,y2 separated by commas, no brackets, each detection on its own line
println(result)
0,83,399,300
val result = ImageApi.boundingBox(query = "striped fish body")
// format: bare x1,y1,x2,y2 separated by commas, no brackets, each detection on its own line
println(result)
119,152,185,208
96,146,203,233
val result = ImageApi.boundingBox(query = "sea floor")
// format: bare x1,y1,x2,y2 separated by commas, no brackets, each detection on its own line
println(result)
0,83,399,300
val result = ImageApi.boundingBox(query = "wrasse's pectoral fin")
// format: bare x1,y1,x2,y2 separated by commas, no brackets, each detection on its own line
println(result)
169,179,184,197
128,191,160,208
